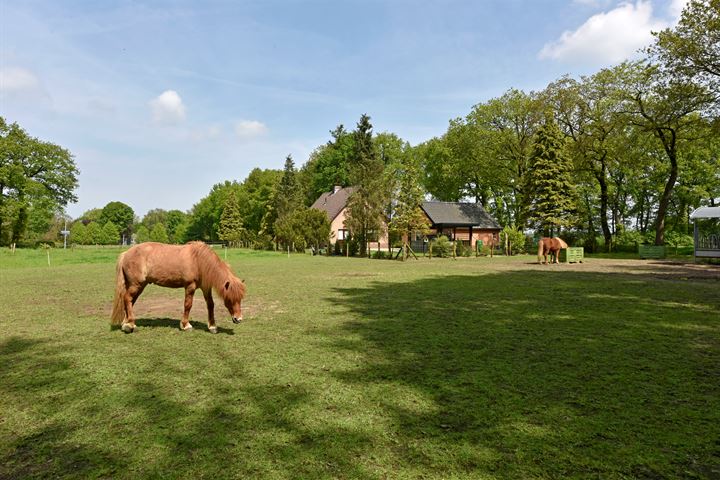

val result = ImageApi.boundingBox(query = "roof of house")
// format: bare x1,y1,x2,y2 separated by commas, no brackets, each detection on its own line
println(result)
421,201,501,229
311,186,356,222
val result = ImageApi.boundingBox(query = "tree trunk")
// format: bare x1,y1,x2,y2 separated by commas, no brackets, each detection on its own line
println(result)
654,130,679,246
595,161,612,252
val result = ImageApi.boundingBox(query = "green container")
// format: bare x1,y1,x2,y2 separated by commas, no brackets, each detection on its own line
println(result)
638,245,666,259
559,247,584,263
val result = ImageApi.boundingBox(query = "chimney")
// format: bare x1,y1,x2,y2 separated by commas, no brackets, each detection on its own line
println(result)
333,185,342,194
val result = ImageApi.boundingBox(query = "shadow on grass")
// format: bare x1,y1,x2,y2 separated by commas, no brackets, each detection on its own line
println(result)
133,317,236,335
0,337,373,478
0,338,121,479
325,269,720,478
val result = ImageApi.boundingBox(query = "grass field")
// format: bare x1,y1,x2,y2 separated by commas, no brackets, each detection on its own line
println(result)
1,248,719,479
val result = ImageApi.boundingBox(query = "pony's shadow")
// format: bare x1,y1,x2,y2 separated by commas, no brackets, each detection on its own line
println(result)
134,317,236,335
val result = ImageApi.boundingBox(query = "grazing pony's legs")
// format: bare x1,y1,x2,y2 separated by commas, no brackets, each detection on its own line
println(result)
181,283,196,331
203,289,217,333
122,282,145,332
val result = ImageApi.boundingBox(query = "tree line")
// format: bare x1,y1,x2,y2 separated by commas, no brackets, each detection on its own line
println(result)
2,0,718,252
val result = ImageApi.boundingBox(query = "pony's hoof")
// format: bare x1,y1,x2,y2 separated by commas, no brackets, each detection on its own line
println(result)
181,324,193,331
121,323,135,333
208,326,218,334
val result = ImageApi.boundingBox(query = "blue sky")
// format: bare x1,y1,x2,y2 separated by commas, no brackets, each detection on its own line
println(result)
0,0,686,219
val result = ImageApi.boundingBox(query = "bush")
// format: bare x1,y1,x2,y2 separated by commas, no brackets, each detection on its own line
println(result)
431,236,453,258
613,230,657,252
501,227,526,255
371,250,388,260
253,234,274,250
455,241,473,257
665,231,694,254
614,230,644,251
347,234,359,257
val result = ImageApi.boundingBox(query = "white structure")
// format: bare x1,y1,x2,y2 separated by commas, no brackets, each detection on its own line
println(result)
689,206,720,261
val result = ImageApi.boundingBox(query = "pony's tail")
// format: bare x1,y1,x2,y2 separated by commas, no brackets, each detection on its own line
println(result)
537,239,544,263
110,252,127,326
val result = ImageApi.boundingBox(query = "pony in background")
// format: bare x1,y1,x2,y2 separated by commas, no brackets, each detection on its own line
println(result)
537,237,568,264
111,242,246,333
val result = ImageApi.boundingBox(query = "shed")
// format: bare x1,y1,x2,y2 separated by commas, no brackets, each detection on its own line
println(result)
689,206,720,260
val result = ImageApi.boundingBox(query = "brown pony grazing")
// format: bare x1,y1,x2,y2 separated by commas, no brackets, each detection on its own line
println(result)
111,241,246,333
537,237,568,264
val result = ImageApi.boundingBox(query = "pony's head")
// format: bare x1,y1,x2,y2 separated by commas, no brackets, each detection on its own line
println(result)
222,277,246,323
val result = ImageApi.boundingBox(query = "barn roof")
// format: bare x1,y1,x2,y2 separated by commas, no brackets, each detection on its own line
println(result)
421,201,501,229
311,186,356,222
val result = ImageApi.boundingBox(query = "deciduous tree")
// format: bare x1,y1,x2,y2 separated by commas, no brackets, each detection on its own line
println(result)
0,117,79,246
389,155,430,260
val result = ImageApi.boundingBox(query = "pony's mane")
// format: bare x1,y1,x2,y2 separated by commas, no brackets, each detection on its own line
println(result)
188,242,245,301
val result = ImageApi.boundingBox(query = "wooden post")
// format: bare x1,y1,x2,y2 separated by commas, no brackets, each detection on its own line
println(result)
402,233,408,261
469,226,474,257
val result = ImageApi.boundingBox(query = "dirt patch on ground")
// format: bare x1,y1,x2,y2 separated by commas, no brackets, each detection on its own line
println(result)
129,296,279,319
92,294,276,321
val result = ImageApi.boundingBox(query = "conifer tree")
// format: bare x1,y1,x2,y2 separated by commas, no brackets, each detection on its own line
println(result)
86,222,103,245
218,190,245,247
101,221,120,245
345,114,388,256
527,114,576,236
70,222,88,245
274,155,302,220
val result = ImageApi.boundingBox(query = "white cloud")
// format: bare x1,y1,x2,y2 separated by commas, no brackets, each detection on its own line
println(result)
0,66,40,93
149,90,186,125
668,0,689,20
234,120,268,139
539,1,667,65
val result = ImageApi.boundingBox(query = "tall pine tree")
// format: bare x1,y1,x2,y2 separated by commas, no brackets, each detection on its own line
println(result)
345,114,388,257
218,190,245,247
270,155,303,248
527,114,576,236
274,155,302,219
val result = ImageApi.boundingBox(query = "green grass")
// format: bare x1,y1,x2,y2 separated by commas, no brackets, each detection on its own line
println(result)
1,249,718,479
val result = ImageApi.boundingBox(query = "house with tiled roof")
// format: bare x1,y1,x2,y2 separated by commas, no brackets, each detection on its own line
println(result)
311,185,390,249
312,187,501,252
420,201,501,248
